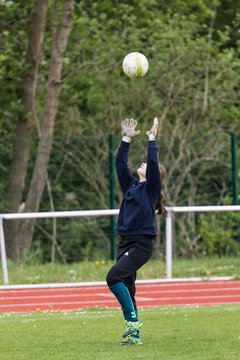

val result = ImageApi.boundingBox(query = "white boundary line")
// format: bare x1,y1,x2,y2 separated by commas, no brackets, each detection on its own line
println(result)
0,276,234,290
2,285,240,299
2,294,240,309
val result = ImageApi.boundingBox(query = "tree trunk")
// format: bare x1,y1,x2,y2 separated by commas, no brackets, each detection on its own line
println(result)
17,0,75,261
4,0,48,260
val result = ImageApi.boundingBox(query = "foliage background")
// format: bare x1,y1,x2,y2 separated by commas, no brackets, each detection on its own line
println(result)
0,0,240,262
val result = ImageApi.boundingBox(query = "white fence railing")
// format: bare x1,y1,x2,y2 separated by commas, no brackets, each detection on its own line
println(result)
1,205,240,285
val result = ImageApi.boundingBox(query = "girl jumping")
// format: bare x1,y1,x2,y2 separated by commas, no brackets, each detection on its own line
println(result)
106,117,166,345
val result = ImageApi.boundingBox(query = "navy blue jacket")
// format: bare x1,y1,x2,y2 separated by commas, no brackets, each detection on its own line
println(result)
115,140,161,236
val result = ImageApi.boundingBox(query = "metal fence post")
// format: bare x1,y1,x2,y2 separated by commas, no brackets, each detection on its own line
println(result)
230,133,240,242
166,210,173,279
0,217,9,284
230,133,238,205
108,134,116,260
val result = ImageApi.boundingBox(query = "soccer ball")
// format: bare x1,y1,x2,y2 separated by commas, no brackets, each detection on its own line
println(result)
122,52,149,78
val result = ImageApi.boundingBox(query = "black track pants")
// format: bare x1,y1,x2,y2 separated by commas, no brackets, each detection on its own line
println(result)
106,235,153,308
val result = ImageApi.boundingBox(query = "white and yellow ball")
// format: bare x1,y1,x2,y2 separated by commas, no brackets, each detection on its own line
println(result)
122,52,149,78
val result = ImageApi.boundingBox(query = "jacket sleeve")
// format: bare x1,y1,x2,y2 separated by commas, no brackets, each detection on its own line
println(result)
146,140,161,201
115,141,136,194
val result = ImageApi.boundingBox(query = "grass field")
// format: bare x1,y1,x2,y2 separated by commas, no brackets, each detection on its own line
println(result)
1,256,239,285
0,306,240,360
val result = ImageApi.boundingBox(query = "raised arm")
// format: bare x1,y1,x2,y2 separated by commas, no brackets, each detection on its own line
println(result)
146,118,161,201
115,141,135,194
115,118,140,194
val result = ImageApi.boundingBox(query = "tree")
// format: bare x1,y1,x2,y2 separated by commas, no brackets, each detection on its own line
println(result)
43,8,240,261
4,0,48,260
4,0,74,261
1,1,240,262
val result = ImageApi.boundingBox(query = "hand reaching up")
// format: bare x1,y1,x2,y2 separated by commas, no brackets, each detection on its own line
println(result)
121,118,140,142
146,117,159,140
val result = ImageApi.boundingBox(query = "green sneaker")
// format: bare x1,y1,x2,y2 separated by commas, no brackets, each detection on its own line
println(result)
120,335,143,345
122,320,143,337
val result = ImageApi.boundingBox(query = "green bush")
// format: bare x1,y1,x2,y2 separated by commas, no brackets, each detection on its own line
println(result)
198,211,240,256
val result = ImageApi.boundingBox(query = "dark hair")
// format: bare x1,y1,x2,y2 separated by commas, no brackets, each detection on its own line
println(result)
156,163,167,216
156,193,167,216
